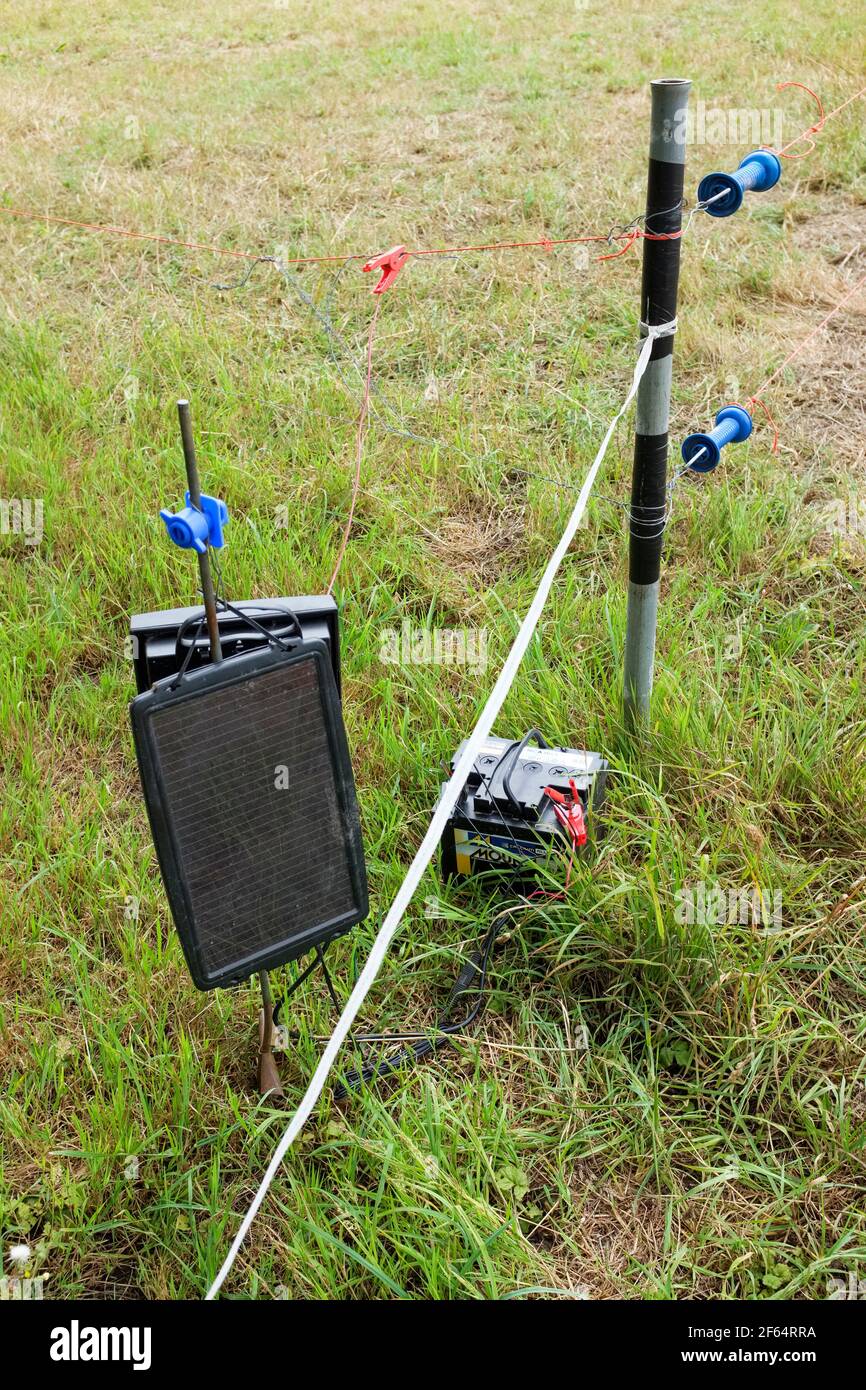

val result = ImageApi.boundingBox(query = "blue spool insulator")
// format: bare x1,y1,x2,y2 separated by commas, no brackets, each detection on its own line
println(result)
681,405,753,473
159,491,228,553
697,150,782,218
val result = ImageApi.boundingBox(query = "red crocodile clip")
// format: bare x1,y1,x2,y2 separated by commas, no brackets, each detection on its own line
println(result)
568,780,588,845
545,783,587,846
543,785,567,804
362,244,409,294
568,798,587,846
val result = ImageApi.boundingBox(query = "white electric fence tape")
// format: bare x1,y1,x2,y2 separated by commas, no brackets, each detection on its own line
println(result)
206,322,673,1299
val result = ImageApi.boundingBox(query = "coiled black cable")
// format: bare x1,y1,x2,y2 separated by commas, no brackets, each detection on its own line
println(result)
333,911,509,1097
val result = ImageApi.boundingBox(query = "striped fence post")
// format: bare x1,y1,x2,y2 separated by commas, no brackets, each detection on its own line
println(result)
623,77,691,730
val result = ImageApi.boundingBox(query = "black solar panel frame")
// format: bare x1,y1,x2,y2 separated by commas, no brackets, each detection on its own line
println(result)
130,639,368,990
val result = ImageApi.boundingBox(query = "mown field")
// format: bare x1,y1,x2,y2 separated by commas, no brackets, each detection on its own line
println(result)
1,0,865,1299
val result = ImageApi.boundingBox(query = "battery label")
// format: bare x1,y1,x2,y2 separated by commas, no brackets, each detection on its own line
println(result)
453,827,548,874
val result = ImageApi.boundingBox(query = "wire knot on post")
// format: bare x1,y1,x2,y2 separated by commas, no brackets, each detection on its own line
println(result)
639,316,678,339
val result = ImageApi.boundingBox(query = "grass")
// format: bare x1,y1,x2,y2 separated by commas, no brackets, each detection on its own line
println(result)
1,0,865,1300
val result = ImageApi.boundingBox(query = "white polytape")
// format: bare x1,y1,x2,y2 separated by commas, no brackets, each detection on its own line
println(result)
205,323,670,1299
638,315,677,338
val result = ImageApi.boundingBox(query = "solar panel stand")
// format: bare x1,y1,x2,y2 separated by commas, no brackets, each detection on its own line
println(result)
177,400,223,664
257,968,283,1098
176,399,283,1098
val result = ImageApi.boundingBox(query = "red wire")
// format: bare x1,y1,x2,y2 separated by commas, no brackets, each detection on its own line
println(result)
771,79,866,160
750,265,866,405
771,81,826,160
411,230,620,258
0,204,365,265
326,295,380,595
7,77,865,495
597,229,642,261
2,78,864,269
745,395,780,452
528,796,582,900
0,202,650,267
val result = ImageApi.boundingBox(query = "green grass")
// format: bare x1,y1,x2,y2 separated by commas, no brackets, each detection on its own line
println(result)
1,0,865,1300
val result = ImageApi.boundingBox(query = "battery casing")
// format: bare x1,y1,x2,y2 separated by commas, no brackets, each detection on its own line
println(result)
440,736,608,881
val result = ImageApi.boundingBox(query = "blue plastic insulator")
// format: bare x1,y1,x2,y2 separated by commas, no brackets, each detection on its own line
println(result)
159,492,229,553
681,406,753,473
697,150,782,218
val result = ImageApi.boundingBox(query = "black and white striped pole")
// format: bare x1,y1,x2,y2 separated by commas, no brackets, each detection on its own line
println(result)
623,78,691,730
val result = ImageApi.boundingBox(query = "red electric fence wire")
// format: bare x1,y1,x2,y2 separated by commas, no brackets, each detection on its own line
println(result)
746,264,866,446
326,295,380,595
0,201,655,265
2,76,864,565
3,76,863,270
771,79,866,160
0,205,364,265
744,395,781,453
0,201,709,273
0,73,862,281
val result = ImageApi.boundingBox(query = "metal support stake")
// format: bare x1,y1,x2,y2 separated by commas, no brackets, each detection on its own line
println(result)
257,969,283,1098
176,400,280,1096
177,399,223,665
623,78,691,731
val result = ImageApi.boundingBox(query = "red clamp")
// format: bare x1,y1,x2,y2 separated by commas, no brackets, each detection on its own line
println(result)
544,783,588,847
362,244,409,294
567,780,587,846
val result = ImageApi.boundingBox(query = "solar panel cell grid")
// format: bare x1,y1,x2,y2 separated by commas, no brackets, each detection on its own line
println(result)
132,642,367,988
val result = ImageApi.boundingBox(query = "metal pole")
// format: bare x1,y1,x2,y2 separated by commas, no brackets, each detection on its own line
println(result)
623,78,691,730
177,399,223,664
177,400,281,1094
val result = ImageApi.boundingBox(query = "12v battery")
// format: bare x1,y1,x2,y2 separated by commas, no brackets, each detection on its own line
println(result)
440,734,608,881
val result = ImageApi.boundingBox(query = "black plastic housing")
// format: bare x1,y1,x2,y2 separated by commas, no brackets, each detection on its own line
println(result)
129,595,340,694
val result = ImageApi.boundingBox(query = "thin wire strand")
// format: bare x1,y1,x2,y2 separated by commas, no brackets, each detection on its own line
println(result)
0,191,702,277
3,73,861,280
326,295,380,594
749,266,866,402
772,79,866,159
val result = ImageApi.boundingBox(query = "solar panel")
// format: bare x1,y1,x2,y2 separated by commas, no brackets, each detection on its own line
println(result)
131,640,368,990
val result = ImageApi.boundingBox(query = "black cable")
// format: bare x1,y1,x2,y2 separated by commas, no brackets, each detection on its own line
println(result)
269,909,510,1095
315,944,344,1018
272,952,326,1027
460,733,568,871
171,611,208,686
469,739,525,853
501,729,549,814
327,735,562,1090
268,733,561,1096
333,912,508,1097
167,535,303,688
171,599,303,681
217,598,302,649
